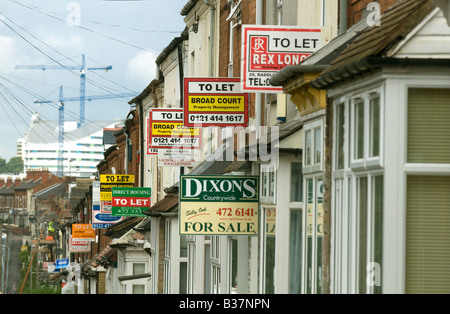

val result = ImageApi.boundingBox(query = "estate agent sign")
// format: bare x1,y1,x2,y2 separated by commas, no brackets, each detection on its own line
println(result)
241,25,322,92
179,175,259,236
111,187,151,217
184,77,249,127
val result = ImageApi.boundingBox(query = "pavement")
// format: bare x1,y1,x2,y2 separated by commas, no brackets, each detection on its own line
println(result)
5,232,23,294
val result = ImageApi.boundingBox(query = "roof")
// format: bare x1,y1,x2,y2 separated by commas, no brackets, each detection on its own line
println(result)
155,28,189,66
180,0,199,16
14,178,41,190
143,193,178,216
312,0,437,88
270,18,368,86
32,183,66,200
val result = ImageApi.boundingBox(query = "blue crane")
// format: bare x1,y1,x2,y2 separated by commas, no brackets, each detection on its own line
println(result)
16,54,113,127
35,86,138,177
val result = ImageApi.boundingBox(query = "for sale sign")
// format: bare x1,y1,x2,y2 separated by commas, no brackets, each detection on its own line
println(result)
111,187,151,217
149,108,201,150
241,25,322,92
179,175,259,236
184,78,249,127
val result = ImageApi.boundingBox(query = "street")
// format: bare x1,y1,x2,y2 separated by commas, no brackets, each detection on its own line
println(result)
5,232,22,294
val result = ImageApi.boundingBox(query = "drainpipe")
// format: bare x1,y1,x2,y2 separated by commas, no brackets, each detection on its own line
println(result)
339,0,348,35
204,0,216,77
255,0,263,129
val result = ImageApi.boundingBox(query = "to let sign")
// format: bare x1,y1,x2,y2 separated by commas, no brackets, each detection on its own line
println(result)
72,224,96,242
100,174,135,201
179,175,259,236
184,78,249,127
241,25,322,92
149,108,201,150
112,187,151,217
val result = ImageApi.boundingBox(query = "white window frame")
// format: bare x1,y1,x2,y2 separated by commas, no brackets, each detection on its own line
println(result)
303,119,324,174
349,88,384,171
261,163,277,204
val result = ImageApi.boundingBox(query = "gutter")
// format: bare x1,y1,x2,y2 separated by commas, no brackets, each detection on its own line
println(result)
311,57,450,89
270,64,328,87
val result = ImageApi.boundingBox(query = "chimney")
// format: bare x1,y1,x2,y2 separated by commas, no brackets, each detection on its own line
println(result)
0,178,5,188
14,177,22,187
6,177,13,188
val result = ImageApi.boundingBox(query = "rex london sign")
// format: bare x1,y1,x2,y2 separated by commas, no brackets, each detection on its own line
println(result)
241,25,322,92
179,175,259,236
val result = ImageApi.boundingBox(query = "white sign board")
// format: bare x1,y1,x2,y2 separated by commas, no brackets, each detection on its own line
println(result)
241,25,322,92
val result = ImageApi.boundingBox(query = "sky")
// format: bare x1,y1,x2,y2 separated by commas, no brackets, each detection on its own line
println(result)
0,0,188,161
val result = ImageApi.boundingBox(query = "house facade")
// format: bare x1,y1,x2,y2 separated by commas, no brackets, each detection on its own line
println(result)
45,0,450,295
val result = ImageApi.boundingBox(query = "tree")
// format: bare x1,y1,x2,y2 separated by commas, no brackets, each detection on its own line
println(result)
7,157,24,173
0,156,24,174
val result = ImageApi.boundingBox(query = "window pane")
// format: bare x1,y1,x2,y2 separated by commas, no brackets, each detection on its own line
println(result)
358,177,368,294
336,103,345,169
305,131,312,165
265,209,276,294
133,263,145,275
406,176,450,294
290,163,303,202
230,239,238,293
180,235,188,258
132,285,145,294
370,98,380,157
315,128,322,164
180,262,188,294
373,175,383,294
289,209,302,294
408,88,450,163
306,179,313,294
355,102,365,159
316,179,324,294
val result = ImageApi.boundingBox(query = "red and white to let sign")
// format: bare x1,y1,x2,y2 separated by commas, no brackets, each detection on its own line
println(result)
241,25,322,92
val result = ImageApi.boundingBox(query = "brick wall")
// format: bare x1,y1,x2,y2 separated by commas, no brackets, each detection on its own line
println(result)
219,0,257,118
348,0,400,27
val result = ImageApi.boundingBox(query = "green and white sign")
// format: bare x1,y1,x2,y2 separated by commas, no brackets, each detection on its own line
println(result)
179,175,259,236
112,187,151,217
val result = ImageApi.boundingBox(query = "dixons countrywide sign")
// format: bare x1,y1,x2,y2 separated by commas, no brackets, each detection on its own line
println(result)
241,25,322,92
179,175,259,236
184,77,249,127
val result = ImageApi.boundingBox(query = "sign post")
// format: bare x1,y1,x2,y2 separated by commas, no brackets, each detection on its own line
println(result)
179,175,260,236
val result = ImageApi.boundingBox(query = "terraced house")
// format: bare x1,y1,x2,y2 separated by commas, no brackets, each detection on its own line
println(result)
42,0,450,295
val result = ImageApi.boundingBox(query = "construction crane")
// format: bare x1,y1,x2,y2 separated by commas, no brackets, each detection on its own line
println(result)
35,86,138,177
16,54,113,127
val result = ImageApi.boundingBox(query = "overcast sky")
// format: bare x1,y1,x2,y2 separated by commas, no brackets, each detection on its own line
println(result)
0,0,187,161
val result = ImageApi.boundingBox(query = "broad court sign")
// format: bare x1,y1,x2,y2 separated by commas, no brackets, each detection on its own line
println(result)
179,175,259,236
184,77,249,127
